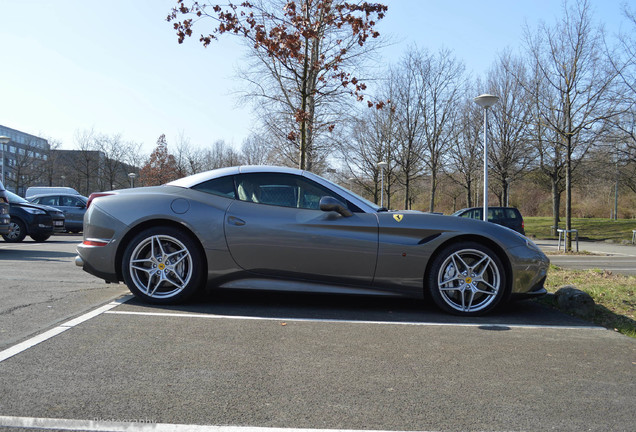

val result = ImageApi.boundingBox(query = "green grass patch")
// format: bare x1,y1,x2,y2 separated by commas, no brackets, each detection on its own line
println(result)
544,265,636,338
525,217,636,243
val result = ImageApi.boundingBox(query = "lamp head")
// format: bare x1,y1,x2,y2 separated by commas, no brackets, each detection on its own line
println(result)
474,94,499,109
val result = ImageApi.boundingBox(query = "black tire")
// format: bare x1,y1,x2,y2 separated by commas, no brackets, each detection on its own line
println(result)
427,241,507,316
2,218,27,243
30,234,51,242
121,226,205,304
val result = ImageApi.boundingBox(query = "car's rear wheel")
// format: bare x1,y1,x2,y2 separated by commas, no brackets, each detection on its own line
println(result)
122,227,204,304
3,218,27,243
427,241,507,316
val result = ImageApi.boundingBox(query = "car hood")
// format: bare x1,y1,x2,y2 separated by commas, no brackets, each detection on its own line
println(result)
12,201,64,215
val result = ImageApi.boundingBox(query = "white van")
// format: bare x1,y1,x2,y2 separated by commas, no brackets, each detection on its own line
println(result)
25,186,81,199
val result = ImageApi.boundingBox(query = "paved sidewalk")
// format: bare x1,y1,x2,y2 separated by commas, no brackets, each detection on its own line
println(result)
535,239,636,257
535,239,636,275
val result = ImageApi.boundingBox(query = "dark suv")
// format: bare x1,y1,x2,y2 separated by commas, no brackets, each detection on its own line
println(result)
0,180,9,236
452,206,525,235
2,191,65,242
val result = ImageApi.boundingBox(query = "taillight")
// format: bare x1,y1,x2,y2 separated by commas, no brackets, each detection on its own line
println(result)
82,239,110,247
86,192,115,209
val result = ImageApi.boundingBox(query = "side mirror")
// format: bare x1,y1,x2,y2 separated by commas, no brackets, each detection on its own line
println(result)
319,196,353,217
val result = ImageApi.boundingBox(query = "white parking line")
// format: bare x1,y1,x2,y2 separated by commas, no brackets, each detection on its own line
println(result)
0,416,428,432
0,296,133,363
105,310,605,330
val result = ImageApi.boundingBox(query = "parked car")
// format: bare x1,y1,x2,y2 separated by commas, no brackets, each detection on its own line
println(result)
25,186,81,199
29,193,87,233
0,180,9,236
452,206,525,235
76,166,548,316
2,191,65,242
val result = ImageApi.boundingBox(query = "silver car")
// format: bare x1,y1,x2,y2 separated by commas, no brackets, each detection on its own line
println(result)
76,166,549,316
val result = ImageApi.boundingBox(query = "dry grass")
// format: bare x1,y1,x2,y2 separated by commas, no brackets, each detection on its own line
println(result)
543,265,636,337
525,217,636,243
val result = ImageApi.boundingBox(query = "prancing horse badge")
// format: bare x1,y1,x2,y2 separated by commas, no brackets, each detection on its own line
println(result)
393,214,403,222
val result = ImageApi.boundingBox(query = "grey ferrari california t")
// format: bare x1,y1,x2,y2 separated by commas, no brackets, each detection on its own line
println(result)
76,165,549,316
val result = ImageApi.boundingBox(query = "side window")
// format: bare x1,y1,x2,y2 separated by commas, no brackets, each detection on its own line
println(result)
63,196,84,207
40,196,58,206
489,208,504,221
504,209,520,219
192,176,236,199
236,173,343,210
61,196,73,206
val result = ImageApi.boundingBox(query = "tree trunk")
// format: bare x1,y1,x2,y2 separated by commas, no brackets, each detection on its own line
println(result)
403,173,410,210
565,134,573,251
551,176,561,236
466,177,472,208
429,171,436,212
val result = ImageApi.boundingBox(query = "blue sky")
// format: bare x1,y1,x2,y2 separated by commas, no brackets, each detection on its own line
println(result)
0,0,629,154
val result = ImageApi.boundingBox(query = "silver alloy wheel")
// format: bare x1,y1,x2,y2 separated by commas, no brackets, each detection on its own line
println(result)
6,222,22,240
436,248,501,313
128,234,193,299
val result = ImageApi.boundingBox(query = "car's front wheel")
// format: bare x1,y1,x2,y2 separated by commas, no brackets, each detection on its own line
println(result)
3,218,27,243
122,227,204,304
427,241,507,316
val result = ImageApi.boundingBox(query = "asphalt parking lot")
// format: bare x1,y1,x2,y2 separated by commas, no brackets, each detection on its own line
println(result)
1,235,635,432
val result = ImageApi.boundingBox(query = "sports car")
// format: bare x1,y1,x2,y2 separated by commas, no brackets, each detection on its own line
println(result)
75,165,548,316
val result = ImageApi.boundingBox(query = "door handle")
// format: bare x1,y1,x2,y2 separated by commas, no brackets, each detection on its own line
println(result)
227,216,246,226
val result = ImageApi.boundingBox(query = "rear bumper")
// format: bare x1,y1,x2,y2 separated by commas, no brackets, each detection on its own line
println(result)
75,252,120,283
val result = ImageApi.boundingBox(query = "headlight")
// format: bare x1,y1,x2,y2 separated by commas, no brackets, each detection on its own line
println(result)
23,207,46,215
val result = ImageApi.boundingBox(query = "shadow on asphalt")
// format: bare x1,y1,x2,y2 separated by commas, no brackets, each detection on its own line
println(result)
116,288,598,329
0,248,76,261
0,234,79,261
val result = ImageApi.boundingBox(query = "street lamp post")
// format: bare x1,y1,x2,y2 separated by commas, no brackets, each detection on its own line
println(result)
378,161,388,208
128,172,137,188
0,136,10,186
473,94,499,222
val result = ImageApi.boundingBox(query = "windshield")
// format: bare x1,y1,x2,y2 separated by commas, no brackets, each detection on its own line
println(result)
6,191,28,204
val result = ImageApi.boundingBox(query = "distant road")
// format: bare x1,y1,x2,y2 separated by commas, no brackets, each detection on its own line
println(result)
535,239,636,276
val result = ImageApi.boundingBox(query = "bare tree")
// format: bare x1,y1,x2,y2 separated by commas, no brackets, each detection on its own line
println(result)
241,133,274,165
40,138,63,187
337,99,399,205
486,52,534,206
607,5,636,166
523,0,618,249
168,0,388,170
173,132,208,176
73,129,102,195
391,48,427,209
448,92,483,208
95,133,141,190
201,140,243,170
416,48,465,212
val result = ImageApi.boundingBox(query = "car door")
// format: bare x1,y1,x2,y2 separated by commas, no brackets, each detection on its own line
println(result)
224,172,379,285
58,195,86,230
